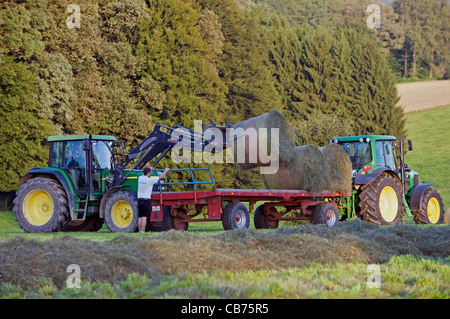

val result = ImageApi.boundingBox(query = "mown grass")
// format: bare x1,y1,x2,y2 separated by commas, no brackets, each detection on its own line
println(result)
0,218,448,299
405,104,450,209
1,254,448,299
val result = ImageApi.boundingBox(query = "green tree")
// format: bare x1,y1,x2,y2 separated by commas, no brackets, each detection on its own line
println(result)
0,58,55,191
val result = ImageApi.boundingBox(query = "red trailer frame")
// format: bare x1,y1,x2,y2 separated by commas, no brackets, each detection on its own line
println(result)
151,188,351,230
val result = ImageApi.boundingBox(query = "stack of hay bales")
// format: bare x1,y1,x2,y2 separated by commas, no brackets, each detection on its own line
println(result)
230,109,296,169
233,110,353,194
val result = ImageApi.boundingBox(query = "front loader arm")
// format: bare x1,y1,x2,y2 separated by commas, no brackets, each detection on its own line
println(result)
108,121,231,188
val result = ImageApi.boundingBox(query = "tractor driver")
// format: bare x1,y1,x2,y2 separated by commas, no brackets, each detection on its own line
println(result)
138,166,170,233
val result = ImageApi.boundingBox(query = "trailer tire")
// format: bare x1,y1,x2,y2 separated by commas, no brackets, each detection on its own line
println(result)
313,202,339,227
222,202,250,230
161,206,189,231
254,204,279,229
412,188,444,224
104,191,138,233
13,177,71,233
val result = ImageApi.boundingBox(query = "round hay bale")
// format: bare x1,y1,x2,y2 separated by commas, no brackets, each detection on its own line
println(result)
230,110,295,169
319,143,353,194
261,145,328,192
289,145,328,192
261,165,294,189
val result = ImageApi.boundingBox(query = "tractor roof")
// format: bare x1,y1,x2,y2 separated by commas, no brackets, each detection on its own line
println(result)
47,135,117,142
332,135,396,142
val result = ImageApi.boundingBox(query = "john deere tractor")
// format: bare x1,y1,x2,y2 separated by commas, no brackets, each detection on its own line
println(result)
13,122,229,233
332,135,444,225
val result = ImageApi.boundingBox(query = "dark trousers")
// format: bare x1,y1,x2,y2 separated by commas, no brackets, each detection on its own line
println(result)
138,199,151,218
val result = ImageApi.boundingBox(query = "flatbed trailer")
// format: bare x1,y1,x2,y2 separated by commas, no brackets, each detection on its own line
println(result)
151,187,351,231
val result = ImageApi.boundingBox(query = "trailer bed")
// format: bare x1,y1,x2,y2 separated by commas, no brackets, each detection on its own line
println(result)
150,188,350,230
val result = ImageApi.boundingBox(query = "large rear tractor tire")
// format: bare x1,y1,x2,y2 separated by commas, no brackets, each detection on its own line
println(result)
412,188,444,224
13,177,71,233
359,173,404,225
104,191,138,233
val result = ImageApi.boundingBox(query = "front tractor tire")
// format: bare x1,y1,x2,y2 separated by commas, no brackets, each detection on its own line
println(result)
104,191,139,233
13,177,71,233
412,188,444,224
359,173,404,225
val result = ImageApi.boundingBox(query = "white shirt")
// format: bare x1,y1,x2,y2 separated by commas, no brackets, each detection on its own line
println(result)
137,175,159,199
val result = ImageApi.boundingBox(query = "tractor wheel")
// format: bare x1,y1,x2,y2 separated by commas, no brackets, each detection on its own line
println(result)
13,177,71,233
412,188,444,224
62,217,104,232
104,191,138,233
254,204,279,229
161,206,189,231
359,173,404,225
222,202,250,230
313,202,339,227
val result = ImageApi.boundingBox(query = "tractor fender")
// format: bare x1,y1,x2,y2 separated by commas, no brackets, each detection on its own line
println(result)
18,168,75,218
408,184,434,211
99,185,131,218
354,167,397,185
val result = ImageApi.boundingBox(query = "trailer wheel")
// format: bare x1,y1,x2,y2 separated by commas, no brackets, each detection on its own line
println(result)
104,191,138,233
313,202,339,227
161,206,189,231
222,202,250,230
412,188,444,224
254,204,279,229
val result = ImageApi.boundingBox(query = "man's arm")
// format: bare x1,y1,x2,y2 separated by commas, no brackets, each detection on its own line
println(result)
157,167,170,180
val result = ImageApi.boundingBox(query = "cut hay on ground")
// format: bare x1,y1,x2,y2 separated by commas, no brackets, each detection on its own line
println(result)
0,220,448,290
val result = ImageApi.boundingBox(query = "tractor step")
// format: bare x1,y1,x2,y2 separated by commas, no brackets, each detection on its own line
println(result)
72,194,89,221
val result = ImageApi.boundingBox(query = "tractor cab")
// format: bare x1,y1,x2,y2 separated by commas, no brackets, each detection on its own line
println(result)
47,135,116,199
330,135,398,174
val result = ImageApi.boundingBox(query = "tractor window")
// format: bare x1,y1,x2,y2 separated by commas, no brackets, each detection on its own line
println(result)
92,141,113,169
65,141,87,191
338,142,372,169
49,142,65,168
65,141,86,169
376,141,396,169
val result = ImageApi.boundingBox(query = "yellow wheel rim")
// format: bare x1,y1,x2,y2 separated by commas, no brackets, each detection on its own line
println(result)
111,200,133,228
379,186,398,223
427,198,440,224
22,190,54,226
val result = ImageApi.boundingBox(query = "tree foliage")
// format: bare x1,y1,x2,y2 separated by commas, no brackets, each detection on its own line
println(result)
1,0,431,191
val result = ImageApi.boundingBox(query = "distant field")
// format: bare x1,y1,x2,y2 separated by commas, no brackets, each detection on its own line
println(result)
397,80,450,112
405,104,450,209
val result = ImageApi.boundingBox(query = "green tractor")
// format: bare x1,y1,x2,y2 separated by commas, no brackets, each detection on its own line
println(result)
332,135,444,225
13,122,229,233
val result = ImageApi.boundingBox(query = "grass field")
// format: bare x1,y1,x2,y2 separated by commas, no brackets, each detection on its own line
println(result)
1,104,449,300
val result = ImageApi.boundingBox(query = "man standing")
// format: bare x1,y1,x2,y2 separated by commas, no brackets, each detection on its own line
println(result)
137,166,170,233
